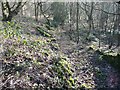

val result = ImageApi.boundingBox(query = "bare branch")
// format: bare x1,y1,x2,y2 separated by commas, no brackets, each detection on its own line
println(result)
81,2,120,15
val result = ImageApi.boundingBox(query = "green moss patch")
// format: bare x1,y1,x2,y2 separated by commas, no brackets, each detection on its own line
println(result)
52,57,75,88
36,26,52,37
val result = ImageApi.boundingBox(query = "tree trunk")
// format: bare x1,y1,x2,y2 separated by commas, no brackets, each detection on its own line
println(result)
69,2,73,40
117,4,120,46
1,2,12,21
34,2,39,22
76,2,79,44
1,2,26,22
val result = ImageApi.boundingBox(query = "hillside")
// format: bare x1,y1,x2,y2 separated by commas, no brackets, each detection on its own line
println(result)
0,20,120,89
0,21,75,89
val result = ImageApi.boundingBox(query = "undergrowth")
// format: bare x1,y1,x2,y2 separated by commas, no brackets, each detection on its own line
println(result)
0,21,75,89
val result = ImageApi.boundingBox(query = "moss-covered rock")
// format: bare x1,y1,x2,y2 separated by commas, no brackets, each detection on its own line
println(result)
94,48,120,71
91,47,120,72
102,53,120,71
52,57,75,88
36,26,52,37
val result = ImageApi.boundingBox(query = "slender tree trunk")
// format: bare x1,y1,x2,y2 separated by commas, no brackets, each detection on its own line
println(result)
39,2,50,25
69,3,73,40
34,2,39,22
117,4,120,46
76,2,79,44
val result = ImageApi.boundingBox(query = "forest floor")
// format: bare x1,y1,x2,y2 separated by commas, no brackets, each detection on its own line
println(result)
0,19,120,89
54,27,120,88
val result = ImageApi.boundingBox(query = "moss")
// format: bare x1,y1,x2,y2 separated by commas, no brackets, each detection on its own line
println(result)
52,57,75,88
91,48,120,72
97,51,119,72
2,22,22,38
36,26,52,37
22,39,28,45
46,38,56,42
45,24,51,30
69,76,75,86
80,83,91,89
88,44,97,51
102,53,120,71
32,59,41,66
95,49,103,54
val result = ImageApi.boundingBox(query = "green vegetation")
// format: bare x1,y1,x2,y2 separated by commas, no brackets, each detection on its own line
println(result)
36,26,52,37
0,21,76,89
1,22,22,38
52,57,75,88
0,1,120,89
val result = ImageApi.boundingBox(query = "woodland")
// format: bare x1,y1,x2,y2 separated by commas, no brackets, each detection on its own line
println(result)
0,1,120,89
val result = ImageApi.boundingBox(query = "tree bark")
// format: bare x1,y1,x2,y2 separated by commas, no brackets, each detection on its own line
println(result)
69,2,73,40
76,2,79,44
34,2,39,22
1,2,26,22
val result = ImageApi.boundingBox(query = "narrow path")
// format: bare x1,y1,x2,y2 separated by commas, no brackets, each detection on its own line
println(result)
55,28,120,88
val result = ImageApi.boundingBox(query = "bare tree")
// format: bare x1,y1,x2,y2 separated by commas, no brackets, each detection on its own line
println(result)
69,2,73,40
34,1,39,21
1,1,26,21
76,2,79,43
80,2,94,36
